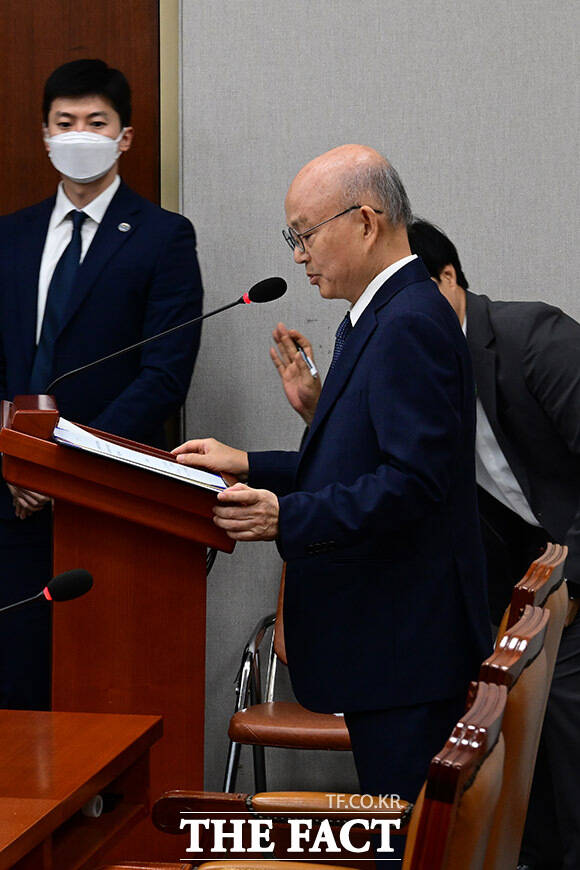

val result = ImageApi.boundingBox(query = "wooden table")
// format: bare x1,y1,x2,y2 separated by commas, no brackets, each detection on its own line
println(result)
0,710,162,870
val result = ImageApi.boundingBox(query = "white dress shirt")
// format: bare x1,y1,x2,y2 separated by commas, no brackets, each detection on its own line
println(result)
349,254,417,326
461,316,540,526
36,175,121,342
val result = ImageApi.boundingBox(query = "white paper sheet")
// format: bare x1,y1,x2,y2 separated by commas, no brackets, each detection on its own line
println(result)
53,417,227,493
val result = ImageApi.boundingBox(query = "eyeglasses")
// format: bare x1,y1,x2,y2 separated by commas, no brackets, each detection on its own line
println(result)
283,205,384,253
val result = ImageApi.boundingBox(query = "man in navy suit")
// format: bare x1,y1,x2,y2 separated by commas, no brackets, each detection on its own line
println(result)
279,215,580,868
0,59,203,709
174,146,491,810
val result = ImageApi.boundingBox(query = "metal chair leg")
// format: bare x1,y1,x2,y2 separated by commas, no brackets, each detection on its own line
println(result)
222,613,275,793
252,743,267,792
223,739,242,791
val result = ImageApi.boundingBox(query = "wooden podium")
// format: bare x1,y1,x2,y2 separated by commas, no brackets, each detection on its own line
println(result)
0,396,234,862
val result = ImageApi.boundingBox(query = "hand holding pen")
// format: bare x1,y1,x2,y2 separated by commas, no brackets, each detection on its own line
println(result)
270,322,322,425
293,340,318,379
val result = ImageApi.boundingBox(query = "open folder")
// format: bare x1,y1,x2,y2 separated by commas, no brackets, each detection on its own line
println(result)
53,417,227,493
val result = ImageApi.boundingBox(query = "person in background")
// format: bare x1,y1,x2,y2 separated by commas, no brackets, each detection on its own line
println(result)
0,58,203,710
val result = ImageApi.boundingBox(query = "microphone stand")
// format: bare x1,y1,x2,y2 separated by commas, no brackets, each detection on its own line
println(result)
0,591,46,615
46,297,246,394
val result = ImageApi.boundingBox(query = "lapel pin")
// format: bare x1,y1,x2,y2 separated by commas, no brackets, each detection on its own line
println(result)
117,222,131,233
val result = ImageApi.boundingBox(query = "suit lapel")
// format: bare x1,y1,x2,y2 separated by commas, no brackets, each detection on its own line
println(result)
14,198,54,372
57,182,142,337
302,260,426,455
466,292,500,431
467,291,531,498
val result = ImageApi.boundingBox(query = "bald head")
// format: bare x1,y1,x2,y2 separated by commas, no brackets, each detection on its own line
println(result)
290,145,412,229
285,145,413,304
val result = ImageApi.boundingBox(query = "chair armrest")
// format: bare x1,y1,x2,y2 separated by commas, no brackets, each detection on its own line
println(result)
250,791,412,826
153,789,413,834
153,790,251,834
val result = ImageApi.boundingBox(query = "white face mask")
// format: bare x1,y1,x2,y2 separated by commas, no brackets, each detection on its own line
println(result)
45,129,125,184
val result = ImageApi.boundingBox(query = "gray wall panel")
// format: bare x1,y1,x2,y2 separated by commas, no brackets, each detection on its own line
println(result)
180,0,578,791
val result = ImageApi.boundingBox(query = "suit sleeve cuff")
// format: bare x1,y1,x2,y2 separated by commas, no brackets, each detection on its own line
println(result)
248,450,299,496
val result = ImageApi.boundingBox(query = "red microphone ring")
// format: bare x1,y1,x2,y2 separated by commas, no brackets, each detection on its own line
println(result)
243,292,251,304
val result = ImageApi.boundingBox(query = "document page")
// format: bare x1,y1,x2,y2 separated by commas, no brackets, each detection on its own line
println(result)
53,418,227,492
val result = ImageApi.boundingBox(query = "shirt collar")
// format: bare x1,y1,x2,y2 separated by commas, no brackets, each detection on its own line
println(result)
349,254,417,326
53,175,121,225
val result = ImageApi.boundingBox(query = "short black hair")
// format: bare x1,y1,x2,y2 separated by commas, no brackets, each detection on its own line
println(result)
43,59,131,127
408,218,469,290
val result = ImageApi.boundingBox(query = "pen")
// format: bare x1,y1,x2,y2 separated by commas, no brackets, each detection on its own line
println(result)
293,340,318,379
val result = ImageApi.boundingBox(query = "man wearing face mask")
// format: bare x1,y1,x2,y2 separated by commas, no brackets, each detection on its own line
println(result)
0,58,203,710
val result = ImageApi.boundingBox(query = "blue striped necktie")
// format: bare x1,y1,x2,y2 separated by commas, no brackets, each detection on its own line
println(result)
327,312,353,376
29,210,86,394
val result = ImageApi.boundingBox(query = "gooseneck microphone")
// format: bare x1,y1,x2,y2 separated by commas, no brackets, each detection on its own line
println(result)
45,277,287,394
0,569,93,615
241,276,287,304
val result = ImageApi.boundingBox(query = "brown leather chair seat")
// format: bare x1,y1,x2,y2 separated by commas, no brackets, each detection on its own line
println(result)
228,701,351,750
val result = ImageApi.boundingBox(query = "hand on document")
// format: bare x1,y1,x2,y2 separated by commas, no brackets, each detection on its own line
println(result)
172,437,250,481
172,440,279,541
213,483,279,542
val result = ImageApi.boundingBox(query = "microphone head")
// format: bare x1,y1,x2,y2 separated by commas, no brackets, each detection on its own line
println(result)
46,569,93,602
245,277,287,304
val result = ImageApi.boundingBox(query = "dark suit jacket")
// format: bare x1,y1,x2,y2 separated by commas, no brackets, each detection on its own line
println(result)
250,259,492,714
466,291,580,594
0,180,203,518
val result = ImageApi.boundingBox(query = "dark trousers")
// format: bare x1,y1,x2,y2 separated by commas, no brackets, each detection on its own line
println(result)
478,486,550,624
478,487,579,869
0,509,52,709
344,691,467,863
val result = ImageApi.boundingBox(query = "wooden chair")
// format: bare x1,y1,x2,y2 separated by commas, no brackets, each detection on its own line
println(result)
153,606,556,869
224,565,350,791
496,542,568,684
478,603,556,870
224,544,566,792
152,681,507,870
404,681,507,869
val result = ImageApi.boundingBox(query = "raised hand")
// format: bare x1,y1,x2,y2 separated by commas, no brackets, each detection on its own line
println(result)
270,322,321,425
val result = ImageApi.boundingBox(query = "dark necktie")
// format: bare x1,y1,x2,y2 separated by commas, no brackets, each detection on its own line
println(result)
29,210,86,393
327,312,353,376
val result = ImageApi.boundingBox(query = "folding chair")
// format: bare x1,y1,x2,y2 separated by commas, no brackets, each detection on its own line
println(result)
224,565,350,792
